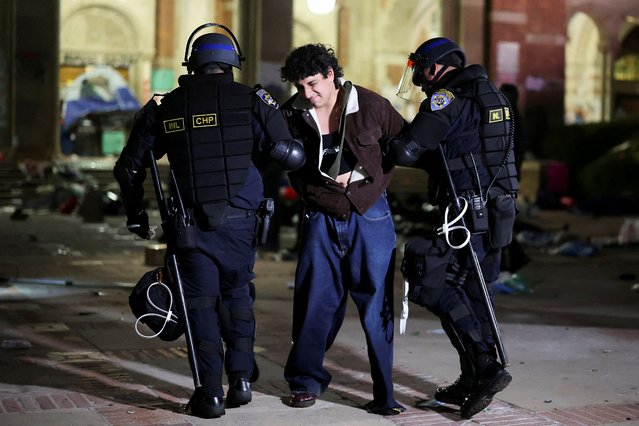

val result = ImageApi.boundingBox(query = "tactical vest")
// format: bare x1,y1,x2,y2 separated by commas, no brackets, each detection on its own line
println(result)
158,79,254,208
448,77,519,195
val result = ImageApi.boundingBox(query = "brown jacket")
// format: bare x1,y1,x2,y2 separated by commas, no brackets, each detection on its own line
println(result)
282,81,406,219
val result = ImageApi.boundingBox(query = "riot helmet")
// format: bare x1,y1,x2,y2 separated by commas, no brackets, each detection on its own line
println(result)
397,37,466,101
182,23,245,74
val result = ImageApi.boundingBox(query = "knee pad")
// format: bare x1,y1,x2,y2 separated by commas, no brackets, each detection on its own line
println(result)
219,304,255,350
186,295,218,311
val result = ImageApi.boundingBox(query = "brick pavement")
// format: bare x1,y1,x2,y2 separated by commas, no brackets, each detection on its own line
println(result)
1,210,639,425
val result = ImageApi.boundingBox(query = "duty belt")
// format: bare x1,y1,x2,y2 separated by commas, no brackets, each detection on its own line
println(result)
226,205,256,219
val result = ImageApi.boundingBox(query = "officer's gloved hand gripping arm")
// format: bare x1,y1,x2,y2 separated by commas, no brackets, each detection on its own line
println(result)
265,138,305,171
385,109,451,167
113,100,158,239
386,133,427,167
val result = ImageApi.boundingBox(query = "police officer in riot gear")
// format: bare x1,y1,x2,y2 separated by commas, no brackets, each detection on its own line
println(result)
387,37,517,419
114,23,304,419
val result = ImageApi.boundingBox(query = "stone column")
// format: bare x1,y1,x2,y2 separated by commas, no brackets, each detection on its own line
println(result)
0,0,16,160
258,0,292,101
14,0,60,160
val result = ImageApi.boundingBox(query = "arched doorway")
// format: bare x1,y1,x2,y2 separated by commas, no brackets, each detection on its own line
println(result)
59,4,151,157
613,26,639,118
565,12,603,124
60,5,141,92
378,0,441,119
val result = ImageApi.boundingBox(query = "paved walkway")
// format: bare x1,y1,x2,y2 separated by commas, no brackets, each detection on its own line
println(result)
1,209,638,425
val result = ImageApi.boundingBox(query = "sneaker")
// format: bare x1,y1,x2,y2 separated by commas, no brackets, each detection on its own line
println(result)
186,388,225,418
434,376,473,406
227,374,252,406
364,400,406,416
460,362,511,419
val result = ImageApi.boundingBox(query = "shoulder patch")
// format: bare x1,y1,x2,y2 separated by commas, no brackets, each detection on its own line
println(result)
256,89,279,109
430,89,455,111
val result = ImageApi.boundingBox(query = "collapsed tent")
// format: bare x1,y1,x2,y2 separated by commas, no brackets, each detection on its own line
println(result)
62,65,140,130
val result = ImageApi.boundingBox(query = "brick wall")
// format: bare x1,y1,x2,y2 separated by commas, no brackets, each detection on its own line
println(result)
490,0,567,157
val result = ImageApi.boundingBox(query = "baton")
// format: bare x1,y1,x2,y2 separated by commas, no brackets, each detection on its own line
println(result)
437,144,509,367
148,151,202,387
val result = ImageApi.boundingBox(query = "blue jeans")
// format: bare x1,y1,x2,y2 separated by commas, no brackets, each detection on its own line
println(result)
284,193,399,407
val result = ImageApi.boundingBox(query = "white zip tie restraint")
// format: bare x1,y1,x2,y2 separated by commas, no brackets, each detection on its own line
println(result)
134,279,179,339
400,197,471,335
400,279,409,335
437,197,471,249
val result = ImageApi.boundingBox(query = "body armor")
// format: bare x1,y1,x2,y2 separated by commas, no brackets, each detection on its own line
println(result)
157,77,254,209
447,76,519,195
422,69,519,242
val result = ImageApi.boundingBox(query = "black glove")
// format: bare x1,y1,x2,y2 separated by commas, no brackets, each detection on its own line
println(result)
267,138,306,171
385,133,426,167
380,136,393,158
126,210,151,239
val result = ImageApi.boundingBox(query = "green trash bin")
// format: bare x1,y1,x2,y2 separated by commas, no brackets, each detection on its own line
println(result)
101,129,126,156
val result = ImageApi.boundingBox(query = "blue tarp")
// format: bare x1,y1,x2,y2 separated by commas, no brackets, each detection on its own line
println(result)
62,65,140,130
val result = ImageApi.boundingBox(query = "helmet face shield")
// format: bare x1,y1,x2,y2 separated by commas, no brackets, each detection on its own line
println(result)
396,57,426,103
396,37,466,103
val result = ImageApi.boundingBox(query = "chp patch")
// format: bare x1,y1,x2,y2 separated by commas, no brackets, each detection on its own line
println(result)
430,89,455,111
192,113,218,128
256,88,279,109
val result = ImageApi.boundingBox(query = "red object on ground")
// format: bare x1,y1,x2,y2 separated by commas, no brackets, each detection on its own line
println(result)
59,196,79,214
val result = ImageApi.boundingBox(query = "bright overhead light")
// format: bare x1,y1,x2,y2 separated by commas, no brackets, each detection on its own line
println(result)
307,0,336,15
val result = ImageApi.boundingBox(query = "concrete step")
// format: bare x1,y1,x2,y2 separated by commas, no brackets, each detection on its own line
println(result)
0,163,26,207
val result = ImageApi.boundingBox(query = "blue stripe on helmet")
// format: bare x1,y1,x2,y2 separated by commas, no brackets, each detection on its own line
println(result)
195,43,235,51
423,38,448,52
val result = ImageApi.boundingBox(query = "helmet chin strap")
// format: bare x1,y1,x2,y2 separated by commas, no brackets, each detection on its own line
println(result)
422,64,450,95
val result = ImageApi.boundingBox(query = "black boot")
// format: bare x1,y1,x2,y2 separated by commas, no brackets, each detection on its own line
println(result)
460,353,511,419
227,373,252,406
437,319,475,406
435,322,475,406
186,387,225,418
434,375,473,406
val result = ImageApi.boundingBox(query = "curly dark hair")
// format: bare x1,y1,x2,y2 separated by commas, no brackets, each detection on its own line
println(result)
280,43,344,88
